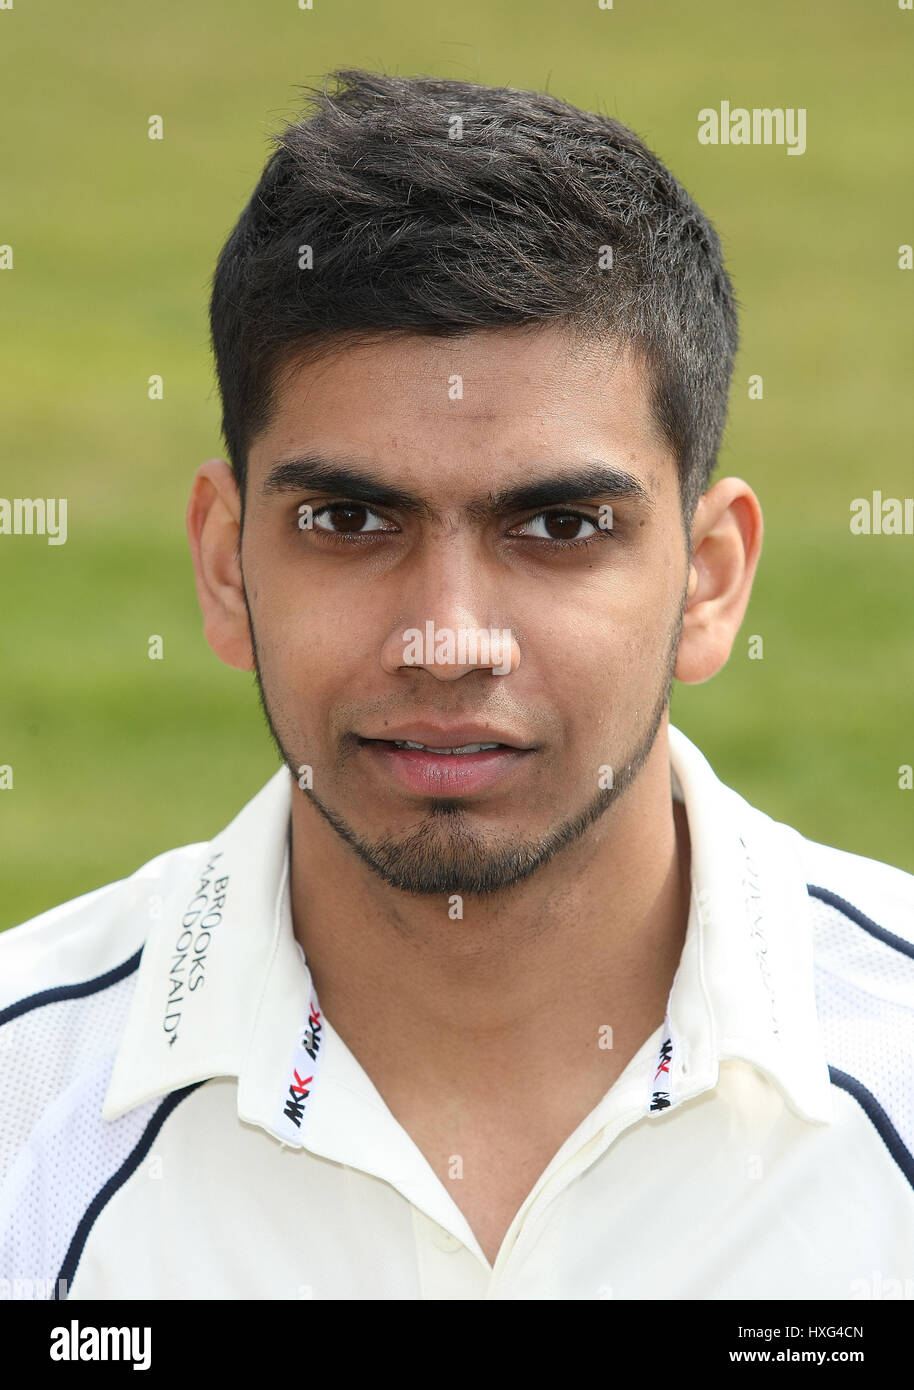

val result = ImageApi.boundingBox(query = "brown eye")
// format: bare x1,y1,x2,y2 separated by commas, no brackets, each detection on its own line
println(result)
543,513,588,540
311,503,391,534
513,511,601,541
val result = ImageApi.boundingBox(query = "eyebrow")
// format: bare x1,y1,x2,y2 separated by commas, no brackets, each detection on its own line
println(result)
260,453,655,521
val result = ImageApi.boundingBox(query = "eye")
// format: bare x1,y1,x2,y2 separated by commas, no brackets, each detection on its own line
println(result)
509,511,603,542
309,502,397,535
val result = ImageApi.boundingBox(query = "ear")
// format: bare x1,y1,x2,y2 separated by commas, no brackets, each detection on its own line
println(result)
186,459,254,672
674,477,763,684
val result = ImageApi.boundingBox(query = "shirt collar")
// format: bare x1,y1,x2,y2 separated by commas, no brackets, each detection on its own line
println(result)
103,725,833,1141
103,766,302,1127
664,725,834,1124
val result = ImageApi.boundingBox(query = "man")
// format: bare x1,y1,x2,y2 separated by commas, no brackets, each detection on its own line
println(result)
2,69,912,1301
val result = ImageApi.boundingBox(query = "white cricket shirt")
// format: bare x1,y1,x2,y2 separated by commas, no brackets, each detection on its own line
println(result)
1,724,913,1300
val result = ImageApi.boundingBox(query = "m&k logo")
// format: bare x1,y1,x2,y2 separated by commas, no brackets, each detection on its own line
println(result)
650,1037,673,1112
283,1069,314,1129
281,998,324,1129
300,1003,322,1062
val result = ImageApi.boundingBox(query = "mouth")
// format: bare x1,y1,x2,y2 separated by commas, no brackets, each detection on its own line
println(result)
357,736,534,796
385,739,504,754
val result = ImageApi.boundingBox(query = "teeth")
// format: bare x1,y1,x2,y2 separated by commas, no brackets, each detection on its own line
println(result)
393,741,501,754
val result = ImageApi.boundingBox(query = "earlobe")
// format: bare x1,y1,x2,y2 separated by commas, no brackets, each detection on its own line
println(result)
186,460,255,673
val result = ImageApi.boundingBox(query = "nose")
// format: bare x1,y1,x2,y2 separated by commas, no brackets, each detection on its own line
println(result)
379,545,521,680
381,619,520,680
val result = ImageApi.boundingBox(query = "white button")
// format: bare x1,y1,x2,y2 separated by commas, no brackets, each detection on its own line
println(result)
428,1223,462,1253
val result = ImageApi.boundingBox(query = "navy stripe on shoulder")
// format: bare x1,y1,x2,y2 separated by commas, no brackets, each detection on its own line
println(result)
829,1066,914,1193
54,1081,207,1299
807,884,914,962
0,947,143,1027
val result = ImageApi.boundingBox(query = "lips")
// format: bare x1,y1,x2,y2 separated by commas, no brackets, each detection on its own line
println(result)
358,731,533,797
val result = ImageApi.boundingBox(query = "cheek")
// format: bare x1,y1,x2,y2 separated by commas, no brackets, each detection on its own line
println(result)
572,625,674,752
523,620,660,748
249,542,354,662
263,616,357,699
555,587,672,684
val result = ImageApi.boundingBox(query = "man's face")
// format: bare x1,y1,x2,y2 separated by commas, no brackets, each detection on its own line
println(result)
240,326,690,896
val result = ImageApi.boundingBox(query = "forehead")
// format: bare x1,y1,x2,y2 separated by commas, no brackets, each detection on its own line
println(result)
247,325,675,501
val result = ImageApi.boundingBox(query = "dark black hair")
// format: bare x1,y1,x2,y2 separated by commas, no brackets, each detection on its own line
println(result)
209,69,739,530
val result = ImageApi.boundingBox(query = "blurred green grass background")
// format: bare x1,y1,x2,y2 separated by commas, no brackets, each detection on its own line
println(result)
1,0,911,930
